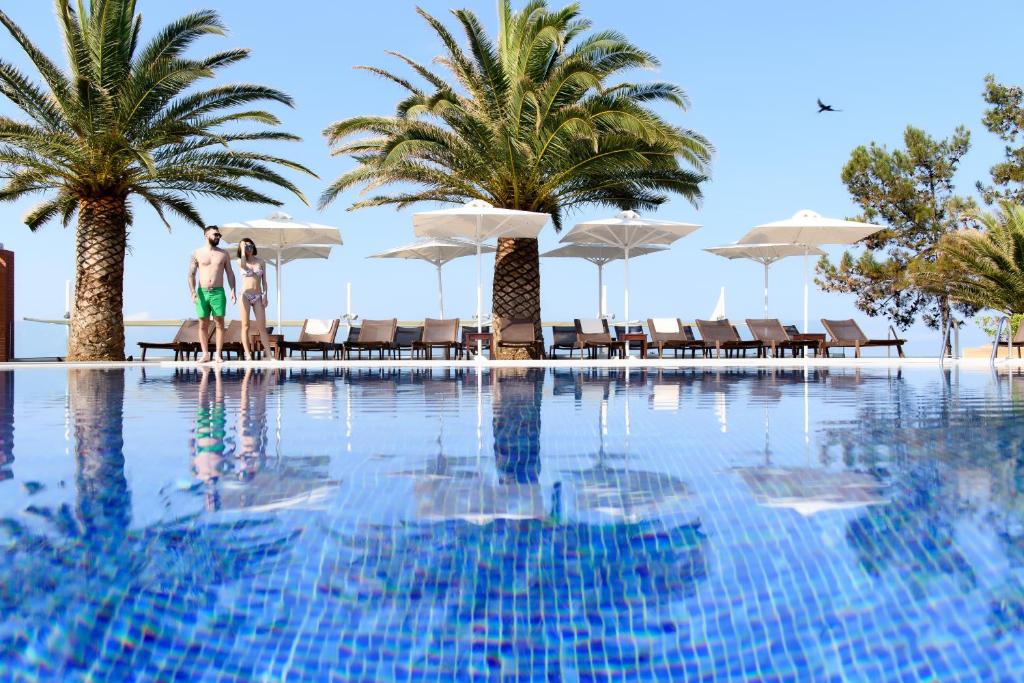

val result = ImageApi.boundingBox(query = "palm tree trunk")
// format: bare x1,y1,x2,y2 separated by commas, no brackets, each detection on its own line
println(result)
67,196,129,361
491,237,541,359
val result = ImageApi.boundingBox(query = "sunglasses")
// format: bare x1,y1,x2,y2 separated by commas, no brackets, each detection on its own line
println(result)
210,233,222,238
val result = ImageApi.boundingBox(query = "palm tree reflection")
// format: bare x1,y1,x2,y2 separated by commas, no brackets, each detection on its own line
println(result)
492,368,542,484
70,368,130,538
316,367,713,676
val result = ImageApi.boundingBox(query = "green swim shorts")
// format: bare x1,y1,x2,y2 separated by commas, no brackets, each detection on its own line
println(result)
195,286,227,318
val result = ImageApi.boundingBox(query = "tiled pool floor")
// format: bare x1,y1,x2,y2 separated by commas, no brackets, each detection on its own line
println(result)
2,366,1024,680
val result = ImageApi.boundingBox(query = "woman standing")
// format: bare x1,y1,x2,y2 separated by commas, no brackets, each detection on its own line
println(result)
237,238,274,360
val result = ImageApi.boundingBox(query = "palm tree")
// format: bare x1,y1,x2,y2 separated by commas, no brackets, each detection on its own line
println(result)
922,202,1024,317
320,1,711,356
0,1,315,360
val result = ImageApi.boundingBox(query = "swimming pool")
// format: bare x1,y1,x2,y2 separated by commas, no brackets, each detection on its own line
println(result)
1,365,1023,680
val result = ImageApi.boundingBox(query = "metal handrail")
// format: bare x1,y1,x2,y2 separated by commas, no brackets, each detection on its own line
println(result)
991,316,1011,364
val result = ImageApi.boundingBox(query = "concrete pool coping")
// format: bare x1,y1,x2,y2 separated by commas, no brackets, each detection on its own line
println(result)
2,357,1022,370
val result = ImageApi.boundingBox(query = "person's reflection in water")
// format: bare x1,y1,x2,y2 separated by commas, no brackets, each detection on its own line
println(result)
492,368,544,484
235,368,270,498
191,367,230,511
70,368,131,539
0,371,13,482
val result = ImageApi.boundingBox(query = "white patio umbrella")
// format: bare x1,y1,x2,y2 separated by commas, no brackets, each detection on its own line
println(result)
560,210,700,321
738,210,883,331
368,237,496,318
413,199,549,347
540,243,668,317
704,243,825,317
231,244,332,267
220,212,343,329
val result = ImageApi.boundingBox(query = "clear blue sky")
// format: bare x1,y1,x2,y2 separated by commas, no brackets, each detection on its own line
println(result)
4,0,1024,355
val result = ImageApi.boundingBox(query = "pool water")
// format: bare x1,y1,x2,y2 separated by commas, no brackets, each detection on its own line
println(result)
2,365,1024,680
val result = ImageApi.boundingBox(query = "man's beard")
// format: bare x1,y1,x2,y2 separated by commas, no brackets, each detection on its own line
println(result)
207,237,220,247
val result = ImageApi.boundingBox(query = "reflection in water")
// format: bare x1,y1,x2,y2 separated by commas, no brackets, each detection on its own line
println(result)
8,367,1024,677
236,368,270,482
191,367,229,511
493,368,542,484
184,368,334,512
0,372,11,482
820,369,1024,637
71,369,130,538
0,368,297,678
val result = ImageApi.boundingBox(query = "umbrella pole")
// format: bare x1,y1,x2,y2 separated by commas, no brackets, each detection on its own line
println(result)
437,262,445,319
597,263,604,318
623,247,631,322
763,261,769,318
276,244,283,331
803,247,809,333
476,216,483,359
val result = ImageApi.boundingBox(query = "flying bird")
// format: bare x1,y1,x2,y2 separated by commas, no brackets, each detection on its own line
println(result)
817,98,840,113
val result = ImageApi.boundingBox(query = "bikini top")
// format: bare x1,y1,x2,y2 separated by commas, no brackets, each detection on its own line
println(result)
240,262,263,277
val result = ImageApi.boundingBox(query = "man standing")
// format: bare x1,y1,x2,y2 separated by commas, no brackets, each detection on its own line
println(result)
188,226,236,362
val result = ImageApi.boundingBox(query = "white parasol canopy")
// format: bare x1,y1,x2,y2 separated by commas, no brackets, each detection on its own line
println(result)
541,243,667,317
220,212,343,328
737,210,883,331
413,200,549,350
561,210,700,320
369,237,496,318
704,243,825,317
232,244,332,267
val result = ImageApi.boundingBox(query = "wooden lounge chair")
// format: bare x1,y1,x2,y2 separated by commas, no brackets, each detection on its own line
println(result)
573,318,626,359
695,319,764,359
138,319,210,361
496,318,545,359
745,319,804,358
821,319,906,358
221,320,275,359
412,318,461,359
647,318,703,358
341,324,363,358
343,318,397,359
548,325,577,359
460,324,491,359
279,318,341,360
393,325,424,359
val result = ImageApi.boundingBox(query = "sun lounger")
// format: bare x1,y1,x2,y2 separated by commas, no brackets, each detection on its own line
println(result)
548,325,577,359
221,320,275,359
496,318,545,359
821,318,905,358
745,319,806,358
343,318,397,359
341,324,364,358
138,319,210,361
695,319,764,359
647,318,704,358
279,318,341,360
573,318,626,359
393,325,424,359
460,324,491,359
413,318,461,359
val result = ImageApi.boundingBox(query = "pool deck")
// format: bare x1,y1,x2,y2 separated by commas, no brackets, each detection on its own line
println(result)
2,357,1022,370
